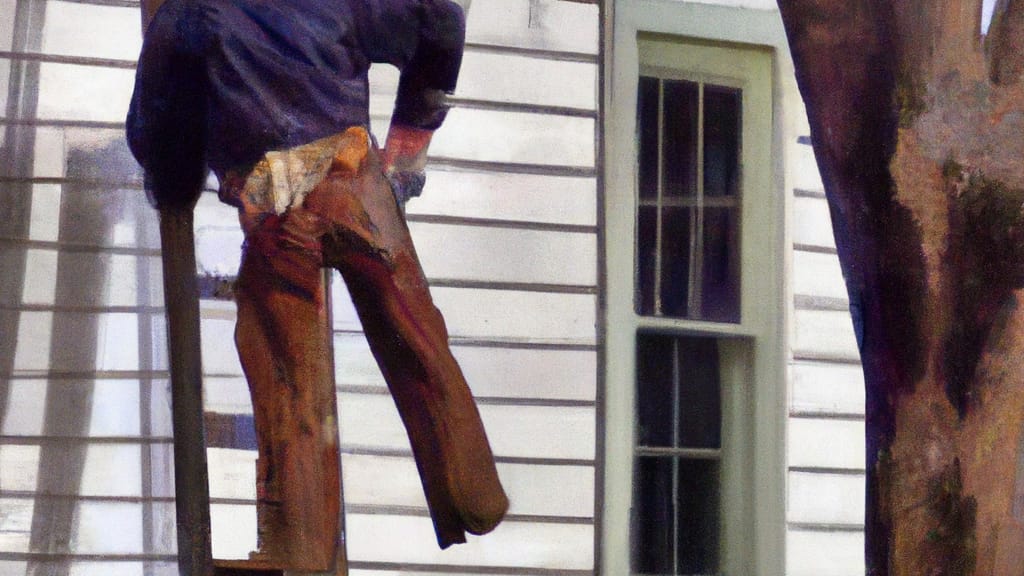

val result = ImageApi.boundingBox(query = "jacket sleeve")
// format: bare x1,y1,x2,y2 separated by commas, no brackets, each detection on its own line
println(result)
357,0,466,130
126,0,210,210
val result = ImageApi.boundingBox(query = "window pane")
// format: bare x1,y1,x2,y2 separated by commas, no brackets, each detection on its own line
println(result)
638,76,660,201
636,335,721,450
662,80,698,198
676,337,721,449
699,208,740,323
636,206,659,316
702,86,740,198
633,456,720,575
659,207,693,318
636,334,674,447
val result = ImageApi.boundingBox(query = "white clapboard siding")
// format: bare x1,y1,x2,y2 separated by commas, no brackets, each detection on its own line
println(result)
35,63,135,123
346,514,593,570
372,108,595,169
787,529,865,576
788,418,864,471
333,282,597,345
0,0,15,51
410,222,597,285
15,249,162,307
0,446,40,492
39,0,142,60
369,51,598,110
788,471,865,526
793,195,837,250
334,333,597,400
791,361,865,417
465,0,599,55
207,448,594,518
348,3,599,571
410,169,598,226
337,392,595,461
788,128,867,575
792,250,847,302
792,309,860,362
13,311,152,373
792,141,825,193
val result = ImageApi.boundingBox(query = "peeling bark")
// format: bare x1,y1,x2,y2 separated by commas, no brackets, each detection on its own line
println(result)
778,1,1024,574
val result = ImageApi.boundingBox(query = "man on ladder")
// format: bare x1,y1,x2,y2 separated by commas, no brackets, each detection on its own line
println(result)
128,0,508,573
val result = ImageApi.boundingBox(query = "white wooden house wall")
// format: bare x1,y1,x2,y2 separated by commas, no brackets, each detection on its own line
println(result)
0,0,873,574
786,113,866,575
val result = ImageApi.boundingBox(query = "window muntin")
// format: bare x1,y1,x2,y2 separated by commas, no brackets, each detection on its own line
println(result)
633,333,723,575
635,76,741,323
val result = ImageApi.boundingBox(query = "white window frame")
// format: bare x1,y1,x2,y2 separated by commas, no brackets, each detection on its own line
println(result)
602,24,786,576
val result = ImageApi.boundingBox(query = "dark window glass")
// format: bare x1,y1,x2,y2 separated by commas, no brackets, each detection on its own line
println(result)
702,87,741,198
637,206,659,316
636,334,721,450
658,207,693,318
635,77,742,323
636,333,675,447
662,80,698,198
638,76,661,201
699,208,740,323
633,457,720,575
634,334,722,575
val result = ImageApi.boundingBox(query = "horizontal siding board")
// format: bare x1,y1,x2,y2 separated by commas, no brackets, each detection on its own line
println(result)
0,445,40,492
373,109,595,169
332,284,596,344
346,514,594,570
2,379,172,439
0,0,14,51
788,418,864,471
0,499,177,554
793,309,860,362
793,143,824,193
410,222,596,286
210,503,257,559
11,311,152,374
792,195,835,250
456,51,597,110
40,0,142,61
36,62,134,123
464,0,599,56
786,529,865,576
207,448,594,519
337,392,595,461
341,455,594,518
6,248,162,307
792,250,847,302
411,169,597,227
369,51,596,110
334,333,597,401
787,471,865,526
790,361,865,416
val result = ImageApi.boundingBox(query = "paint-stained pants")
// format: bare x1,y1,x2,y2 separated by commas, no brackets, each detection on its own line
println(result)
231,127,508,572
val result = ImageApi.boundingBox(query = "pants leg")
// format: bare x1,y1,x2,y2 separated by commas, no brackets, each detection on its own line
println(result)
307,137,509,548
234,213,341,572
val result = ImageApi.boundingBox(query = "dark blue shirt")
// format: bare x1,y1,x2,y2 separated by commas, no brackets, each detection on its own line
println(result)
126,0,465,206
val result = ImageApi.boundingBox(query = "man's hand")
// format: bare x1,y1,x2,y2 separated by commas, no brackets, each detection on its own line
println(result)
382,124,433,205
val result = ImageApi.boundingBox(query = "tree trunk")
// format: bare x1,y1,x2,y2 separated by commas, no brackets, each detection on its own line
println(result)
777,1,1024,574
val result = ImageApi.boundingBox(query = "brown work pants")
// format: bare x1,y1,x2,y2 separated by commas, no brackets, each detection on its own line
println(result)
231,128,508,572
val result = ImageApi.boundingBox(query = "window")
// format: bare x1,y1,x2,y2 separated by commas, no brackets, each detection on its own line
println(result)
602,33,782,576
633,334,722,574
636,77,741,322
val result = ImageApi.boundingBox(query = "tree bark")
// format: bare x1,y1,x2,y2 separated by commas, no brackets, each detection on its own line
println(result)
777,1,1024,574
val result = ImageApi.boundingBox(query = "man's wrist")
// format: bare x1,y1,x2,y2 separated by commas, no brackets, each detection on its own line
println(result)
386,168,427,206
